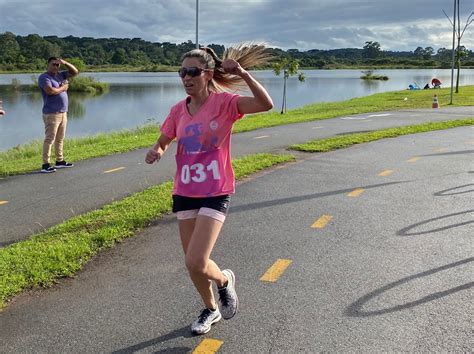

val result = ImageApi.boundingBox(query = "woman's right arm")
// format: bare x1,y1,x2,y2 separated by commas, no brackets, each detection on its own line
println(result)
145,134,173,164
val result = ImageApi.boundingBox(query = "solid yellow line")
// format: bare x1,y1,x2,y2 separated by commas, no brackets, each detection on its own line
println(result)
407,156,420,163
103,167,125,174
260,259,293,282
434,148,449,152
193,339,223,354
347,188,365,197
311,214,333,229
0,200,9,205
378,169,394,177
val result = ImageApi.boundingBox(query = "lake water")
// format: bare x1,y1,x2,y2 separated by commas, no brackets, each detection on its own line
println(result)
0,69,473,151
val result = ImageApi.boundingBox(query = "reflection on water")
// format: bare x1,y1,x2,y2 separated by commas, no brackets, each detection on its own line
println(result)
0,69,473,151
68,95,87,119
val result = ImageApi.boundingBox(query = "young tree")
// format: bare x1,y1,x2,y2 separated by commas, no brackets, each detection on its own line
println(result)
443,2,473,92
272,58,305,114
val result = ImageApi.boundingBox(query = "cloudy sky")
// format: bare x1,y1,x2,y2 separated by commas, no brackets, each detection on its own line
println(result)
0,0,472,51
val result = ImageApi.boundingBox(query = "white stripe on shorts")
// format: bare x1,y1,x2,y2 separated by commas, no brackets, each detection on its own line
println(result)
176,208,226,223
198,207,226,223
176,209,198,220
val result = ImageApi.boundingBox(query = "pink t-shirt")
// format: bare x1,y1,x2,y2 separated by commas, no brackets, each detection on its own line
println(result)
160,91,244,197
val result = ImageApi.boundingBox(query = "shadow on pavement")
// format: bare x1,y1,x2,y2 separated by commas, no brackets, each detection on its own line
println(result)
345,257,474,317
154,348,192,353
397,209,474,236
421,149,474,157
111,325,193,354
231,181,407,214
433,183,474,196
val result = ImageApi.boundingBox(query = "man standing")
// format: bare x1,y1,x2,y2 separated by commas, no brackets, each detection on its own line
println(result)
38,57,79,173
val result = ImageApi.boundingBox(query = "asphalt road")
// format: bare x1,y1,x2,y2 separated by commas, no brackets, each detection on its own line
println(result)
0,106,473,246
1,126,472,352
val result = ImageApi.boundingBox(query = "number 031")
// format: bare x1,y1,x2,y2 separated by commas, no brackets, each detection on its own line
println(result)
181,160,221,184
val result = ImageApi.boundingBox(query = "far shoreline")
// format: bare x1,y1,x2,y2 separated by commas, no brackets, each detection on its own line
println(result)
2,65,474,75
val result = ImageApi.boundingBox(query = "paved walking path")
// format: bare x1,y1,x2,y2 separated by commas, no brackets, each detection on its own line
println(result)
1,126,473,352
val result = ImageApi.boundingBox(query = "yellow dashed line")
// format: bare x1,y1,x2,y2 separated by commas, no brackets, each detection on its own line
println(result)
260,259,293,282
311,214,333,229
0,200,9,205
253,135,270,139
193,339,223,353
378,169,394,177
435,148,449,152
103,167,125,174
347,188,365,197
407,156,420,163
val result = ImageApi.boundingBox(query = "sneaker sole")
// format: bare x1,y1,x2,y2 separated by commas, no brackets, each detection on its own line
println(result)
54,165,73,169
191,313,222,335
222,269,239,320
40,170,56,173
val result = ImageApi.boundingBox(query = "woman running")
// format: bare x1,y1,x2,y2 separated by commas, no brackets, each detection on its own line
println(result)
145,43,273,335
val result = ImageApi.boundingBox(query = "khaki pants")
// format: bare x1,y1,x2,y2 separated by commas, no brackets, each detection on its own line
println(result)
42,112,67,164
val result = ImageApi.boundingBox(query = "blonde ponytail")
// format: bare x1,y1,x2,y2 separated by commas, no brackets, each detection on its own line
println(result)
181,42,272,92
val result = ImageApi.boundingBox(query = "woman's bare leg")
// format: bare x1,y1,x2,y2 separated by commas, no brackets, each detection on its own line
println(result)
178,216,228,309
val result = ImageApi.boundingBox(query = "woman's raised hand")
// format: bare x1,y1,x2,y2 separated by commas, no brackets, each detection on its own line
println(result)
222,59,244,76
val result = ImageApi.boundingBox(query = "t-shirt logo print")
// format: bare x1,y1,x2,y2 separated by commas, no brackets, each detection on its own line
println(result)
179,123,203,153
209,120,219,131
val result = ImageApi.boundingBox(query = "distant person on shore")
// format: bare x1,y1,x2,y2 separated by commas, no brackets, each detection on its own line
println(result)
145,43,273,335
38,57,79,173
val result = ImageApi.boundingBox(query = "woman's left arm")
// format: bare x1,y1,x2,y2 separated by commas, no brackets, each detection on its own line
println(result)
222,59,273,114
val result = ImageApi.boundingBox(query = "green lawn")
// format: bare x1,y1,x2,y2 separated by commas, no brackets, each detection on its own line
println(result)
1,86,473,177
290,119,474,152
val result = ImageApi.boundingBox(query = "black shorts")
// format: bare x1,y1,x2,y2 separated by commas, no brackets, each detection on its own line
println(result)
172,194,231,214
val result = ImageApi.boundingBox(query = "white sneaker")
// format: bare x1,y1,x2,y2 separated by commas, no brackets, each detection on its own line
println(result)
191,308,222,335
218,269,239,320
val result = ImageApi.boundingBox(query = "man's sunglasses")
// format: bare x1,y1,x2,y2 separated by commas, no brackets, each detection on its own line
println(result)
178,67,210,78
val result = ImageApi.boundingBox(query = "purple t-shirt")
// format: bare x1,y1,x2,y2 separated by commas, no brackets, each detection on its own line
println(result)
38,71,69,114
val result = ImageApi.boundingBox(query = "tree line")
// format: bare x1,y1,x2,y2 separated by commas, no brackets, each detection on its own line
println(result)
0,32,473,72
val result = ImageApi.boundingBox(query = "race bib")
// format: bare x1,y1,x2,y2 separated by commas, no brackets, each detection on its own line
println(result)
175,149,228,196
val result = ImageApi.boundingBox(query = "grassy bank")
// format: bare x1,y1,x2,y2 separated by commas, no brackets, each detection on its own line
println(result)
0,86,473,177
0,153,295,308
233,85,474,133
16,75,109,94
290,119,474,152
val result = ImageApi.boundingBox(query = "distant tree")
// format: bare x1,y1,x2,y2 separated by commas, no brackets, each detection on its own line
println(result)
363,41,382,59
422,47,434,60
67,57,86,72
0,32,20,64
272,58,305,114
111,48,127,64
414,46,424,59
436,47,451,61
19,34,60,63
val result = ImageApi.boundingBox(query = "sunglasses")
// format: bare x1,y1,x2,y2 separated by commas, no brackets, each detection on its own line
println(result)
178,67,210,78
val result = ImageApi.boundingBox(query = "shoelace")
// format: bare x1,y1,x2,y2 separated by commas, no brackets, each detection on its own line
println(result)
198,309,212,323
218,287,230,306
